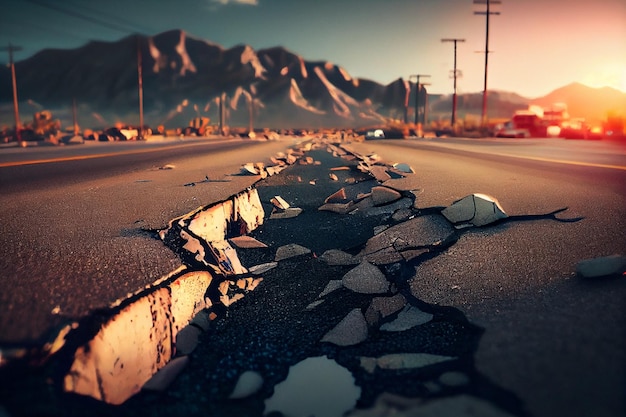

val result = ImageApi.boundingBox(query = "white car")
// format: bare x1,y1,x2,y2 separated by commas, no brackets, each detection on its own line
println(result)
365,129,385,139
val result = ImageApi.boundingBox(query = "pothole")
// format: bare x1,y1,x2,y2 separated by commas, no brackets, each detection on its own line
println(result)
264,356,361,417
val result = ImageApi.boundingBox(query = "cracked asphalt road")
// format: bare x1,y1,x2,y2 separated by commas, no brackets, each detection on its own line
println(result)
1,137,625,417
346,139,626,417
0,138,296,344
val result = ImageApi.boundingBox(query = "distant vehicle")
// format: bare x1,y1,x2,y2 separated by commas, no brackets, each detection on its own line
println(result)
434,128,454,137
511,111,547,137
365,129,385,140
497,106,568,138
494,121,529,138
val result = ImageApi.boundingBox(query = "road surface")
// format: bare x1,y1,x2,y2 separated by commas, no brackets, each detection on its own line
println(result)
1,136,624,417
347,137,626,417
0,136,301,344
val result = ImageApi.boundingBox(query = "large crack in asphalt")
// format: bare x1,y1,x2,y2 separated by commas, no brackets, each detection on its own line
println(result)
0,137,584,417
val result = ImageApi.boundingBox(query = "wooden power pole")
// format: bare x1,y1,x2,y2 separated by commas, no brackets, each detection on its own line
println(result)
136,36,144,139
1,44,22,141
441,38,465,128
474,0,500,128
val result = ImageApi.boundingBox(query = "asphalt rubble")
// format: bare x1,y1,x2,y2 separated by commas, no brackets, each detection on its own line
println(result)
4,137,621,417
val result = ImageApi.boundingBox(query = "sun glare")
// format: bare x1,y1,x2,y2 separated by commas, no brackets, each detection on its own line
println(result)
582,65,626,92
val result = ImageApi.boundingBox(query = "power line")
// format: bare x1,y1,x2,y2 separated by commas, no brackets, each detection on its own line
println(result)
17,0,151,134
1,1,157,62
63,0,155,36
0,20,87,43
22,0,143,35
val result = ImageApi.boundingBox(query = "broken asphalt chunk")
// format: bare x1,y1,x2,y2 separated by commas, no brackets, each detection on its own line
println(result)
266,165,286,176
371,186,402,206
318,201,355,214
174,325,201,355
270,156,284,165
392,162,414,173
321,308,368,346
391,208,413,222
269,207,303,219
64,270,213,404
187,203,232,243
218,278,263,307
359,353,455,374
576,254,626,278
324,188,348,204
189,310,211,332
365,153,382,164
233,188,266,233
379,305,433,331
180,230,208,265
306,299,325,310
229,235,268,249
248,262,278,275
362,214,455,264
365,294,407,327
208,240,248,275
318,279,344,297
270,195,290,210
142,356,189,392
369,165,392,182
177,188,264,244
275,243,311,261
229,371,264,399
382,176,423,192
319,249,360,266
441,193,508,228
363,198,413,217
342,261,391,294
357,162,371,173
240,162,260,175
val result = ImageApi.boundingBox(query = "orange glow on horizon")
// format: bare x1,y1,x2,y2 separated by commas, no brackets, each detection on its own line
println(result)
581,64,626,93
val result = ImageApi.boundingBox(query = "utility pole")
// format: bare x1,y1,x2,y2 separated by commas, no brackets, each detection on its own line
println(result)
72,97,78,136
441,38,465,128
136,36,144,139
474,0,500,128
248,97,254,135
403,82,409,125
1,44,22,142
421,82,431,131
218,93,226,136
409,74,430,133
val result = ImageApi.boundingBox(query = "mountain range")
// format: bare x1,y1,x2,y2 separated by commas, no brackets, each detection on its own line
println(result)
1,29,624,130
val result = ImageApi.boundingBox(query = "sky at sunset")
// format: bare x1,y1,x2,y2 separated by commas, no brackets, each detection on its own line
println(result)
1,0,625,98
